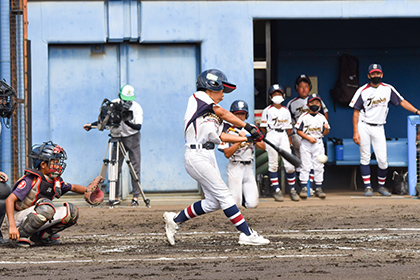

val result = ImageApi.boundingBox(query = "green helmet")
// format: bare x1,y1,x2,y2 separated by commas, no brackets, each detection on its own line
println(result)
119,84,135,101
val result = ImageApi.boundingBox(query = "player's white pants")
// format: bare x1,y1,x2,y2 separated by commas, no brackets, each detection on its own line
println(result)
358,121,388,169
265,130,295,173
10,204,72,232
299,139,325,184
184,148,236,212
227,161,259,209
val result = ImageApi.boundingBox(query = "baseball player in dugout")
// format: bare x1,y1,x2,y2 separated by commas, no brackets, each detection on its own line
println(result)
218,100,266,209
83,85,143,206
260,84,300,202
350,63,420,196
287,74,329,198
4,141,104,248
163,69,270,246
295,94,330,199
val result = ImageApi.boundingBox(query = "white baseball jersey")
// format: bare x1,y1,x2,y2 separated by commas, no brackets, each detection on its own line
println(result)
260,105,293,132
287,97,328,123
295,112,330,139
349,83,404,125
218,127,254,162
111,98,143,137
184,91,226,145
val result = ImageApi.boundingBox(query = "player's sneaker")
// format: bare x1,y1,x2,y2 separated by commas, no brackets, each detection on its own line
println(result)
364,187,373,196
273,188,284,202
131,198,139,207
299,187,308,199
163,212,179,246
315,187,326,199
9,238,31,248
289,189,300,202
39,234,61,246
238,229,270,246
378,187,392,196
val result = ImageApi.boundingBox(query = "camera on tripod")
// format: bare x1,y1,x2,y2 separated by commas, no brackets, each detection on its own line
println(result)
97,99,133,131
0,79,17,119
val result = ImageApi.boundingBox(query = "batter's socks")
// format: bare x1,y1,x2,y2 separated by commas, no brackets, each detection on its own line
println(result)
360,164,371,189
286,172,296,190
377,167,388,188
269,171,280,192
223,205,251,236
310,170,315,190
174,201,205,224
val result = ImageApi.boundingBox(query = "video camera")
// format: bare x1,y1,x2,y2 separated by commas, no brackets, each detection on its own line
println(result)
0,79,17,119
97,98,133,131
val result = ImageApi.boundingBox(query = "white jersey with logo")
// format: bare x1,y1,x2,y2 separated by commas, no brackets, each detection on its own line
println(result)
287,97,328,123
349,83,403,125
260,105,293,132
295,112,330,139
184,91,225,145
218,127,254,162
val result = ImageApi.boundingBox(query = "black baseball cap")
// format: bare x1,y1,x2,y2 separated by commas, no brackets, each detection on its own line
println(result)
368,63,382,74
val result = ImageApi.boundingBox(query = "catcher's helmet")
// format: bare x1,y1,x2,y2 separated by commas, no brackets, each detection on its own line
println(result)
295,74,312,91
0,79,17,119
268,84,285,96
29,141,67,177
196,69,236,93
230,100,249,119
119,84,135,101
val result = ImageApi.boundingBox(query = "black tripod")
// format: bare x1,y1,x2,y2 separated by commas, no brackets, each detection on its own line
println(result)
100,126,150,208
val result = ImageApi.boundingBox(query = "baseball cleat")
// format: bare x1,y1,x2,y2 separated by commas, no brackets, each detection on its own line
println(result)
163,212,179,246
364,187,373,196
315,188,326,199
378,187,391,196
273,188,284,202
289,189,300,201
238,229,270,246
131,198,139,207
299,187,308,199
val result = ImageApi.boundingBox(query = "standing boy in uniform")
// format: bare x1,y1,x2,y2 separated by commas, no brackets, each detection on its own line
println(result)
350,63,420,196
163,69,269,246
260,84,300,202
219,100,266,209
295,94,330,199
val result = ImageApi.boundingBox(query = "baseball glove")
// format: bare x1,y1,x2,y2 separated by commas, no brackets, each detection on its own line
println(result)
84,175,105,206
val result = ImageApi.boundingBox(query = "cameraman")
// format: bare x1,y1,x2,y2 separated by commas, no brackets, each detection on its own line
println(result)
83,85,143,206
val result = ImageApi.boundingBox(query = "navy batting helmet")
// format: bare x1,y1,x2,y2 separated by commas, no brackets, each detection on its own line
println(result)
295,74,312,91
268,84,285,96
29,141,67,177
230,100,249,119
196,69,236,93
307,93,322,104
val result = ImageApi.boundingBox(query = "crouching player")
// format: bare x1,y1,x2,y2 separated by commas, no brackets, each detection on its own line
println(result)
5,141,101,247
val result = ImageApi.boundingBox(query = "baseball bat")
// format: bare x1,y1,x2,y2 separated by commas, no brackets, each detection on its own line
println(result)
263,138,302,168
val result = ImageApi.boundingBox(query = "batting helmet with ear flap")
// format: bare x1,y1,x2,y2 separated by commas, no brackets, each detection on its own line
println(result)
196,69,236,93
295,74,312,91
230,100,249,119
268,84,285,97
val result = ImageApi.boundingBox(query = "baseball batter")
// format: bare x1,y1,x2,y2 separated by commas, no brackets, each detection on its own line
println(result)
350,63,420,196
295,94,330,199
218,100,266,209
163,69,269,246
260,84,299,202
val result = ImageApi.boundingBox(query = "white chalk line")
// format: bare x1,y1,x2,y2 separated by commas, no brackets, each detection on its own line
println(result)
0,253,349,265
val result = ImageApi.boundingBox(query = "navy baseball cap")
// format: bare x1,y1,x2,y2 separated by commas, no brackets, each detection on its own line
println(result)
368,63,382,74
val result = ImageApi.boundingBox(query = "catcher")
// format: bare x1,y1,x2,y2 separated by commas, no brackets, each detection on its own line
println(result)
5,141,104,247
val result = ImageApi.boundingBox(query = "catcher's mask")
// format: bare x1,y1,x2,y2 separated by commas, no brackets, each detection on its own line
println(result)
0,79,17,119
29,141,67,178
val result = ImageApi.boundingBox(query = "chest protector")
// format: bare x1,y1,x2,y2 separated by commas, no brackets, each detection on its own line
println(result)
14,169,61,211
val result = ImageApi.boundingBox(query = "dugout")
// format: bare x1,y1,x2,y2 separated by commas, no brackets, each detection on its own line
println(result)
254,18,420,190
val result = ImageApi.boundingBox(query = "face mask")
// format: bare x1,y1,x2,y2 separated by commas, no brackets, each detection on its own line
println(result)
271,95,284,105
309,105,320,112
370,76,381,85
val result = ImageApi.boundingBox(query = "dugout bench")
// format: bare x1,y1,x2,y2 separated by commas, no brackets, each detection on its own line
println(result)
326,138,408,190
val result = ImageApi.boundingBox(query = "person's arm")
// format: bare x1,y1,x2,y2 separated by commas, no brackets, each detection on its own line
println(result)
223,143,241,158
255,141,266,151
324,112,329,121
220,132,248,144
83,121,98,131
0,171,8,182
6,193,19,240
213,106,246,128
322,123,330,136
352,109,360,145
260,127,267,135
400,100,420,115
297,130,316,144
70,184,88,195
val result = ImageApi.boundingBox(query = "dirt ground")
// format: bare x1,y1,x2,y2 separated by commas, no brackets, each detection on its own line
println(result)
2,190,420,280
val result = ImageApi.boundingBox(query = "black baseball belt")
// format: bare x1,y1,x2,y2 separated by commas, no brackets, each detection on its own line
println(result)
232,160,252,165
362,120,383,126
189,142,215,150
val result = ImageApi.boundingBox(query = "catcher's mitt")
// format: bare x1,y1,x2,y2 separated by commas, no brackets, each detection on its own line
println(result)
84,175,105,206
